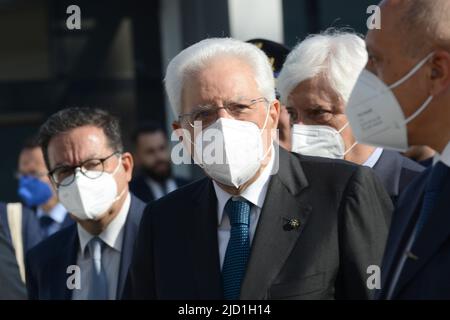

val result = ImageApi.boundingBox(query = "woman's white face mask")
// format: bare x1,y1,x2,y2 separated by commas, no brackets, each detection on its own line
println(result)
291,122,356,159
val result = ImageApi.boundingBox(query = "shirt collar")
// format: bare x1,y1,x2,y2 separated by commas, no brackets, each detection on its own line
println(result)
213,149,275,227
77,192,131,256
36,202,68,224
433,141,450,168
362,148,384,168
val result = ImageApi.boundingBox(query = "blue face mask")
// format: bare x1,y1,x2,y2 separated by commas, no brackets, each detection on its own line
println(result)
17,176,53,207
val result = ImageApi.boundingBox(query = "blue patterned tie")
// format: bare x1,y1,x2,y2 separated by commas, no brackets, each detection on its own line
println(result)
414,162,449,240
222,198,251,300
87,237,109,300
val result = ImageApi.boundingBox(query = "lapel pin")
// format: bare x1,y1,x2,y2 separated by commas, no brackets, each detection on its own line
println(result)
283,218,301,231
405,251,419,261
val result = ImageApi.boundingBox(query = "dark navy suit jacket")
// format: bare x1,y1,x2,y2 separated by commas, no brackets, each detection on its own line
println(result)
130,173,190,203
372,150,424,205
0,202,42,254
25,194,146,300
377,164,450,299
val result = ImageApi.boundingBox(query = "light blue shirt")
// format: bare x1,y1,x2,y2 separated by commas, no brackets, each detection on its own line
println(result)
362,148,384,168
36,203,68,236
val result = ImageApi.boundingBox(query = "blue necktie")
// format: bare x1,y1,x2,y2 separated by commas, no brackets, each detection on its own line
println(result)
414,162,449,240
222,198,251,300
87,237,109,300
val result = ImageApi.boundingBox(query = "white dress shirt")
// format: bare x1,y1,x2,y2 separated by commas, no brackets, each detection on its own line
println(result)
36,203,68,236
213,152,275,269
146,178,178,200
362,147,384,168
72,193,131,300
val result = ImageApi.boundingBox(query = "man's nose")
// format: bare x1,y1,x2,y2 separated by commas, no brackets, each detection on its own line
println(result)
217,108,234,119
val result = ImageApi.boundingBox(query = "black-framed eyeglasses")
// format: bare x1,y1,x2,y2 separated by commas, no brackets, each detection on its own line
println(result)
49,151,121,187
178,97,269,129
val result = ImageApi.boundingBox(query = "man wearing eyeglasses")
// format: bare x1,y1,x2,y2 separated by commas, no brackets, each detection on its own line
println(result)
25,107,146,300
124,38,393,300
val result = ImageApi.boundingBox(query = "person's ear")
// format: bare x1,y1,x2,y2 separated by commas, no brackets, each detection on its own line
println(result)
172,121,184,142
269,99,281,130
120,152,134,182
430,50,450,96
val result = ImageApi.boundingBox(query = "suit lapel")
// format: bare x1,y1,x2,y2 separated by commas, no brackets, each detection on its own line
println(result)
190,179,223,299
240,148,311,300
394,171,450,296
378,170,428,299
116,195,145,299
47,225,78,299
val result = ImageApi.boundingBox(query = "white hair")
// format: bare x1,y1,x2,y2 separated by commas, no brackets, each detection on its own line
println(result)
164,37,276,116
277,29,368,106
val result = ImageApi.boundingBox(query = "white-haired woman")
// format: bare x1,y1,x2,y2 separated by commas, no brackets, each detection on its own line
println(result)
277,29,424,204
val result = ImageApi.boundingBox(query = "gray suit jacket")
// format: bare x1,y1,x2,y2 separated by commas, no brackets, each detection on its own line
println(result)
0,221,27,300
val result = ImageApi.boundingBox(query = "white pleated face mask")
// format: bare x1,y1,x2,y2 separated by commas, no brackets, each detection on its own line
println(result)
58,157,125,220
191,103,272,188
291,122,356,159
345,52,434,152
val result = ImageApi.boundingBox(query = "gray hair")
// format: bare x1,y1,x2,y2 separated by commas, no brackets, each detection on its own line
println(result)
164,37,276,116
38,107,123,168
277,29,368,106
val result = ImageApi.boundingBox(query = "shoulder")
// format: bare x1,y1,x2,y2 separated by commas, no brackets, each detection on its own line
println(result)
384,150,425,173
27,225,76,265
292,152,368,181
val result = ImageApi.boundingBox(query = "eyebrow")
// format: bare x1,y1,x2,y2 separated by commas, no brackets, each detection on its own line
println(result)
53,153,100,169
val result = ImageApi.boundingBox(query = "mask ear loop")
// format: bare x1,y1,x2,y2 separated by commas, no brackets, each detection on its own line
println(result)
111,156,127,202
257,100,275,162
337,122,358,157
389,52,435,125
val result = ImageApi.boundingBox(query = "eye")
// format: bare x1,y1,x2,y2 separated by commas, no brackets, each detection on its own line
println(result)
228,103,250,114
83,159,103,171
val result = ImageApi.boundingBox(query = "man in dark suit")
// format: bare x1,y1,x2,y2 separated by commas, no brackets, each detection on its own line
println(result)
0,221,26,299
130,122,190,203
26,107,146,300
345,0,450,299
17,137,74,238
124,38,393,300
276,30,424,206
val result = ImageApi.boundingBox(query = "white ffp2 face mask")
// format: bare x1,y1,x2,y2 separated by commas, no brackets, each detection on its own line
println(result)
58,157,125,220
345,52,434,152
192,104,272,188
291,122,356,159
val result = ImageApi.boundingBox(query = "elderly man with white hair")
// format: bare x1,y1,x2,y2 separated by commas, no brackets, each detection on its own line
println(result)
277,29,424,205
124,37,392,300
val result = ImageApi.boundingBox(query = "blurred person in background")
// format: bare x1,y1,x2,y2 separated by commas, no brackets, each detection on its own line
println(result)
0,221,26,299
130,121,190,203
277,29,424,205
17,137,73,238
345,0,450,299
248,39,292,150
26,108,146,300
